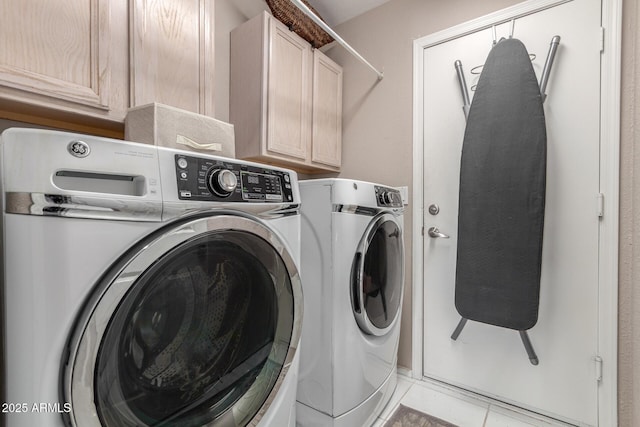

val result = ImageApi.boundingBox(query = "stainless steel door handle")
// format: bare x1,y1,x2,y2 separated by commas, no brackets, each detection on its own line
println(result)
428,227,450,239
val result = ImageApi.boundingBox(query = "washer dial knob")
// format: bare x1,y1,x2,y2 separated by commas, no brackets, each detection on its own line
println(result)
207,169,238,197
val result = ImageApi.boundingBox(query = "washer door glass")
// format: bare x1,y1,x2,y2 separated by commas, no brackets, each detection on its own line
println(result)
352,214,404,336
64,215,301,427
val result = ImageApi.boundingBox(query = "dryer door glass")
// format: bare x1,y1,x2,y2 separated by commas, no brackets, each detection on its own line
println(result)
70,220,299,427
353,215,403,335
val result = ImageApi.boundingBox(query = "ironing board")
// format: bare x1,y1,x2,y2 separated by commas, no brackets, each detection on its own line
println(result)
451,37,557,365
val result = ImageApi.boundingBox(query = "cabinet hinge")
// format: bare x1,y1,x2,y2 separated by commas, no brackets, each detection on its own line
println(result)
599,27,605,52
422,226,425,236
595,356,603,382
597,193,605,218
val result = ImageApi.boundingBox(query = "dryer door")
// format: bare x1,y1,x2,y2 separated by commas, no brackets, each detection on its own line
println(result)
351,213,404,336
62,214,302,427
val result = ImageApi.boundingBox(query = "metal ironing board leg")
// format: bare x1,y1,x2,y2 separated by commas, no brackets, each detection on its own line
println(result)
454,60,471,120
450,317,468,340
539,35,561,103
519,331,539,365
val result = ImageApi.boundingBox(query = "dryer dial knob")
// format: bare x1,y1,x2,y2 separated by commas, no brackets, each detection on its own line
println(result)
380,191,392,205
208,169,238,197
379,191,401,207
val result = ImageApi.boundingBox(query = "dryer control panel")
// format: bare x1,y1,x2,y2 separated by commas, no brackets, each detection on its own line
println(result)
375,185,403,208
174,154,294,203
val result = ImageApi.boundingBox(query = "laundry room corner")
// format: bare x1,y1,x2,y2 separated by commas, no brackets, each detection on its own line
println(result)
3,0,640,425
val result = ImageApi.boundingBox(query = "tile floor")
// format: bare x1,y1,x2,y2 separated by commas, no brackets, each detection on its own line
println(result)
371,373,576,427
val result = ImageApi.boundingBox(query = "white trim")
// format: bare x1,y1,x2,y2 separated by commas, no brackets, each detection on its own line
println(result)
411,34,425,380
597,0,622,425
411,0,621,426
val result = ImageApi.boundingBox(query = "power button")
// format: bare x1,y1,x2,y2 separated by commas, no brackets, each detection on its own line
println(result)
177,158,188,169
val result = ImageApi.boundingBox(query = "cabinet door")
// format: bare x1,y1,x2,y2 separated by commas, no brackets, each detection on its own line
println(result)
130,0,214,115
311,51,342,168
0,0,110,109
266,19,312,161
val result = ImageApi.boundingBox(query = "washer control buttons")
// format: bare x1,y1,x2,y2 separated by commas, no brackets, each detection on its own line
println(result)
177,157,188,169
175,154,294,203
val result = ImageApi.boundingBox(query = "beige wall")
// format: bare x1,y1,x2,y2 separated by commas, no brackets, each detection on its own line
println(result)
217,0,639,424
618,0,639,425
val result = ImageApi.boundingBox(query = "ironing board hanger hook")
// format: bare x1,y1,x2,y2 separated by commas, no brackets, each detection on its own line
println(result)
539,35,561,103
454,60,471,120
492,25,497,46
509,19,515,38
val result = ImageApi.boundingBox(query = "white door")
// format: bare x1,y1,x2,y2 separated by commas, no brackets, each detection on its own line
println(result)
422,1,602,425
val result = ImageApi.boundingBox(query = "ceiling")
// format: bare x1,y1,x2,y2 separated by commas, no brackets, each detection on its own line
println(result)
305,0,391,26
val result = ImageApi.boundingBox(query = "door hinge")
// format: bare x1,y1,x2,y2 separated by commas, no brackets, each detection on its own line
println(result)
595,356,603,382
597,193,605,218
599,27,605,52
421,226,425,236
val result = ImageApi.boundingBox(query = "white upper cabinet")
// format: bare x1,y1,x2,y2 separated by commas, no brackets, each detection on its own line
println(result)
0,0,214,126
311,50,343,169
230,12,343,173
0,0,123,121
266,17,313,162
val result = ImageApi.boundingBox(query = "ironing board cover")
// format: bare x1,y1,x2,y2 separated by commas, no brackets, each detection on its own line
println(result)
454,38,546,331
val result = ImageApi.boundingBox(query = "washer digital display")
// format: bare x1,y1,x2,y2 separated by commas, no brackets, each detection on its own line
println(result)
241,171,283,201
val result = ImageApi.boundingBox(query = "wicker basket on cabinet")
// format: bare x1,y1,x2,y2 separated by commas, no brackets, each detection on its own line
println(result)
264,0,334,48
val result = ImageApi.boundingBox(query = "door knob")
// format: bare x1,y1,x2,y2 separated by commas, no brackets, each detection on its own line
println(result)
428,227,450,239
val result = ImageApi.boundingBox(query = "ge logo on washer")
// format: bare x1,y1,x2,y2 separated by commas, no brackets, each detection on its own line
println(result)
67,140,91,158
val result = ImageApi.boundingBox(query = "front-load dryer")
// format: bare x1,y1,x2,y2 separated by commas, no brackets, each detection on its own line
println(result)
0,128,303,427
296,179,405,427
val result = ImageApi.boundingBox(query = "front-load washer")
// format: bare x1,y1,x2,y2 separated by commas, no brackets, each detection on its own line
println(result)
296,179,404,427
0,128,303,427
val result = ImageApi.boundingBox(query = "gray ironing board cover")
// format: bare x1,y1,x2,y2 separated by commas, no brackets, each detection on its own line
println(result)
454,38,546,331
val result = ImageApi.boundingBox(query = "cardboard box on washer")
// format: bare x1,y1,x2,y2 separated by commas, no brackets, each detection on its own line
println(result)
125,103,235,158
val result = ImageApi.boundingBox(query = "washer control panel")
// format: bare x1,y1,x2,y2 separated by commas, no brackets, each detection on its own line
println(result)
175,154,294,202
375,185,403,208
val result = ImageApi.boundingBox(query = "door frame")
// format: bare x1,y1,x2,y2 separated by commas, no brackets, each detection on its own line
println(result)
411,0,621,425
